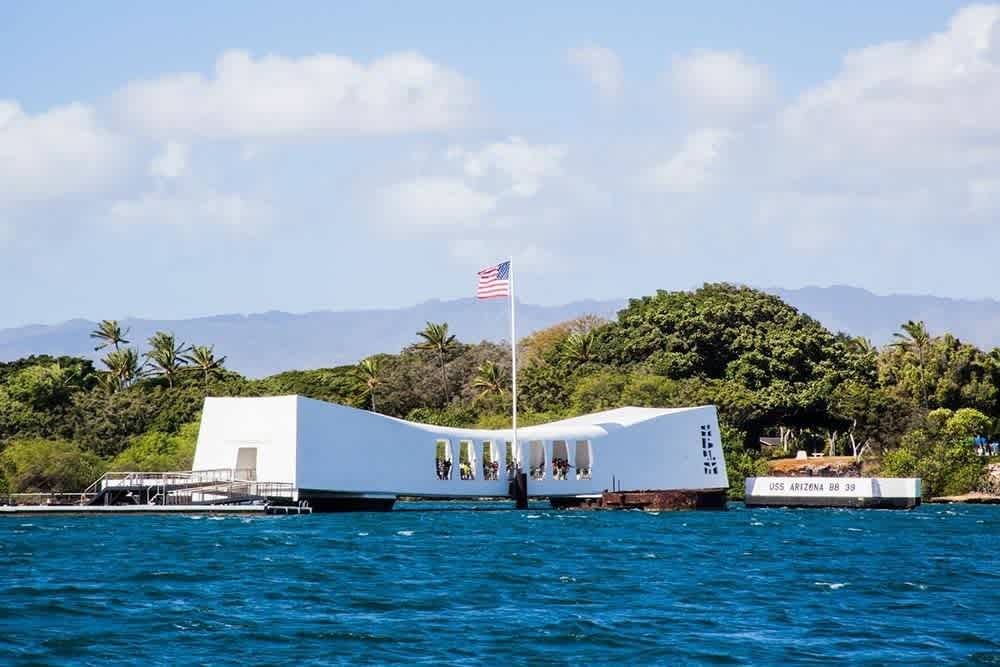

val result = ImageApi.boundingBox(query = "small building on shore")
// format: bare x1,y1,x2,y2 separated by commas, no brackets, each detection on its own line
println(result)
192,395,730,511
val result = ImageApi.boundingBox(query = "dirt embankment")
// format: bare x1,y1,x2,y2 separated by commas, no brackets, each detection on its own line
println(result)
767,456,867,478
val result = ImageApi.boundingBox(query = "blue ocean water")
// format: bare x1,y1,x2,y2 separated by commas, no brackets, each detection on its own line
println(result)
2,503,999,666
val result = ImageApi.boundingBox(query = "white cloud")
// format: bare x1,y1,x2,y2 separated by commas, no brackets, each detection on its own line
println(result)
115,50,478,139
0,101,126,205
644,128,731,193
378,138,570,253
150,141,189,181
780,5,1000,168
448,136,567,197
969,176,1000,213
109,192,271,228
380,178,497,230
752,3,1000,239
670,49,775,118
567,45,624,99
447,239,561,270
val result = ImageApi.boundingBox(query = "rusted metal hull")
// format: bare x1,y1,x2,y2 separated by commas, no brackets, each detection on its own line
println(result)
550,489,728,511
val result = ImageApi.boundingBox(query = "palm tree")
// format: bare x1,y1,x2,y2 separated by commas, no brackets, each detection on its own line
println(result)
90,319,130,352
145,331,189,388
562,331,596,366
416,321,457,403
354,357,383,412
182,345,227,390
844,335,875,356
892,320,931,408
472,360,506,400
101,347,146,391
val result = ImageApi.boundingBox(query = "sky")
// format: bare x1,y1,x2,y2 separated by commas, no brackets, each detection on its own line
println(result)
2,1,998,329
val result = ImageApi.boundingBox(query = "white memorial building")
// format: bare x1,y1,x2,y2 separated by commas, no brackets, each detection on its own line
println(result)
192,395,730,511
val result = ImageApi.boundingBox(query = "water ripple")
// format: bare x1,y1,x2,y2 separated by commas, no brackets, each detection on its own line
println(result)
1,503,999,665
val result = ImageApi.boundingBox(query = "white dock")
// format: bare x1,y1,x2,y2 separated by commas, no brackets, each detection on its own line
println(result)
0,504,310,515
745,476,921,509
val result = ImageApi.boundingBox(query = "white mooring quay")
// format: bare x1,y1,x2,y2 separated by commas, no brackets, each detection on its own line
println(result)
745,476,922,509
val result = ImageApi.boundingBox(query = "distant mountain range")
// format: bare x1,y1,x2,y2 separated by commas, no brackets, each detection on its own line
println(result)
767,286,1000,352
0,299,624,378
3,286,998,377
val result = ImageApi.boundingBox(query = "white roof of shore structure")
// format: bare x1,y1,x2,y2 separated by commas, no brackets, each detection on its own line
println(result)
192,395,728,500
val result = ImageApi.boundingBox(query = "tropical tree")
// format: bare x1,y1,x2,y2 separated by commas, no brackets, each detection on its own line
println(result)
472,360,506,400
354,357,383,412
892,320,931,408
101,348,146,391
90,320,130,352
182,345,227,390
416,321,457,403
145,332,189,388
562,331,597,366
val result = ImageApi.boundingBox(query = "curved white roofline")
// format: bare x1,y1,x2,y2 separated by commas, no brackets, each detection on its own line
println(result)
346,399,714,441
193,395,728,498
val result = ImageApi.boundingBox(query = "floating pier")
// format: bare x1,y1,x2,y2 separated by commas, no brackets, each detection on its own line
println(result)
0,504,311,515
0,468,312,516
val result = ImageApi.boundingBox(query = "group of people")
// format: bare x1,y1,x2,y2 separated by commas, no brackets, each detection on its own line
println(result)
438,456,589,480
437,458,504,480
435,458,452,480
552,457,572,480
974,435,999,456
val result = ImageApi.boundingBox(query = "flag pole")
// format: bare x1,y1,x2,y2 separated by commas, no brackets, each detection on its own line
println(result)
508,257,518,467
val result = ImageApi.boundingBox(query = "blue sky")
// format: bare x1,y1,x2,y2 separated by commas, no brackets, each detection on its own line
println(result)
1,1,995,328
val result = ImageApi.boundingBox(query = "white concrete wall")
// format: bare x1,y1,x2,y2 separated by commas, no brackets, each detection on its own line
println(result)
745,476,921,499
194,396,729,498
295,397,511,497
526,405,727,496
193,396,298,485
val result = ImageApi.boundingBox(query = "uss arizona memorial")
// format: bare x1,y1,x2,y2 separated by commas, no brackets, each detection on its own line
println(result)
192,395,730,511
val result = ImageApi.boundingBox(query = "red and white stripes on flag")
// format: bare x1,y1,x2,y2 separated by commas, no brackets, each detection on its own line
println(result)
476,261,510,299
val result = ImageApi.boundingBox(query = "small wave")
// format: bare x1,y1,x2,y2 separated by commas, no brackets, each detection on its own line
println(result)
396,530,414,536
357,532,369,536
526,514,541,519
847,527,863,532
814,581,848,590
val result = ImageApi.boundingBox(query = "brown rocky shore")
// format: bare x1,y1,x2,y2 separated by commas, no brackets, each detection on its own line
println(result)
929,492,1000,504
766,456,870,478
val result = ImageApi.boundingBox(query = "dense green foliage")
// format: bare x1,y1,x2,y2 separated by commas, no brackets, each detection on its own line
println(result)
1,284,997,499
0,438,105,493
109,422,199,472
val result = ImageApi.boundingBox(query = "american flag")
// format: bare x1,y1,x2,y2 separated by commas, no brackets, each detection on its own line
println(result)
477,261,510,299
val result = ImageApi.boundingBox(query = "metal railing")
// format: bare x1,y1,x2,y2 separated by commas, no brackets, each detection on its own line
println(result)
85,468,258,493
80,468,290,506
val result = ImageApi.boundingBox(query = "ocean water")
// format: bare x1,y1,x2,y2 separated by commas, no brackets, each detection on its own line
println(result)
2,503,999,666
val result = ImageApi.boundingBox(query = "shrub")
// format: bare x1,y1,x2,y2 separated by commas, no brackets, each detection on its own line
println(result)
0,439,106,493
109,422,199,472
